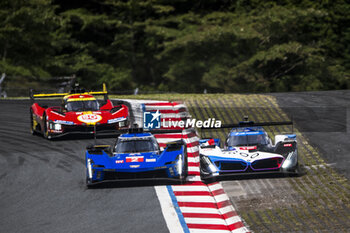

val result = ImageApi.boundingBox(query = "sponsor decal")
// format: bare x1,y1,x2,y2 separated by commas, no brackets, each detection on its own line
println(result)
49,129,62,133
54,120,75,125
240,152,259,159
239,146,257,150
126,156,144,163
146,158,156,162
77,113,102,124
284,143,293,147
231,131,263,136
67,97,96,102
115,160,124,164
108,117,126,124
155,166,167,169
130,165,140,168
222,150,237,155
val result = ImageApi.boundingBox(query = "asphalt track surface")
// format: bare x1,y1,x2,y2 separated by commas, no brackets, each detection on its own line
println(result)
1,91,349,233
0,100,169,233
271,90,350,179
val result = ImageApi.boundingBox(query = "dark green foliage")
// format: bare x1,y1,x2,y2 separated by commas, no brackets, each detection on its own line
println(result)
1,0,349,92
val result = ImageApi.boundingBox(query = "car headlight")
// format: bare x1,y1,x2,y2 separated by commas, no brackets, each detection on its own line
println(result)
49,122,62,130
177,154,183,175
54,123,62,131
281,160,291,169
282,150,297,169
208,163,218,173
203,156,218,173
87,159,93,179
119,119,127,127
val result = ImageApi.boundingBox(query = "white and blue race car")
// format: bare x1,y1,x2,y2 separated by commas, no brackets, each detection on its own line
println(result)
200,120,299,178
85,129,187,187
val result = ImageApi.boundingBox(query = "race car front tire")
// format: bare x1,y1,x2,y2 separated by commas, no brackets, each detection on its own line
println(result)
86,178,99,189
291,162,302,176
43,114,52,140
180,154,188,184
30,109,39,135
86,177,94,188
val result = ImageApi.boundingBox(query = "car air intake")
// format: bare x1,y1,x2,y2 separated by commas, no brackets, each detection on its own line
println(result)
103,170,168,180
215,161,247,171
251,157,283,170
274,141,296,156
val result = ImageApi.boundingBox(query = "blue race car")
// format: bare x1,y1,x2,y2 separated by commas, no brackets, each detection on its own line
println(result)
85,131,187,187
199,119,299,179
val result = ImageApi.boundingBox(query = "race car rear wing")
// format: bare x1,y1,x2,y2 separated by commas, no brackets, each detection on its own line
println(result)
89,127,189,151
90,126,188,145
29,83,108,102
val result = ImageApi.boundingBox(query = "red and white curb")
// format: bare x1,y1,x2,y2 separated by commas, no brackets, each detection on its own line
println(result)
143,102,250,233
171,181,248,233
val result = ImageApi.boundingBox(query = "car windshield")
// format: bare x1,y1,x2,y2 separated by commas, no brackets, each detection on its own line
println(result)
66,100,99,111
227,134,268,147
115,138,159,153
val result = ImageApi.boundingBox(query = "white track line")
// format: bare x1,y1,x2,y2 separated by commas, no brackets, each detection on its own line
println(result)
154,186,185,233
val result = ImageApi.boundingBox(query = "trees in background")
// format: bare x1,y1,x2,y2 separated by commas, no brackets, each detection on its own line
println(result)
1,0,349,92
0,0,57,79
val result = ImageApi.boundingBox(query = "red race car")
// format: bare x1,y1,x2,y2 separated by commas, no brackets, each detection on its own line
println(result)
30,84,129,139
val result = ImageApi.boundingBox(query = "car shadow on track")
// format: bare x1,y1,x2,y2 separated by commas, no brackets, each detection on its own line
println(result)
86,165,308,189
32,133,120,141
86,179,185,189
